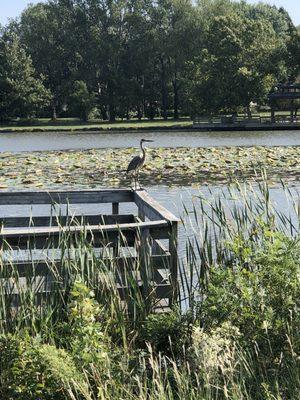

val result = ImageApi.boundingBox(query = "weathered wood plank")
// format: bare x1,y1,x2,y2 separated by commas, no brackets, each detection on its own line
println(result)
0,189,133,205
0,220,168,237
134,190,179,222
2,292,54,308
116,254,170,271
1,254,171,279
3,283,173,307
0,232,136,249
0,214,135,228
0,220,170,249
117,283,172,300
1,261,54,277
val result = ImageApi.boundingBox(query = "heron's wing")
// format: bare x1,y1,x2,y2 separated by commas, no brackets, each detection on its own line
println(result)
127,155,142,173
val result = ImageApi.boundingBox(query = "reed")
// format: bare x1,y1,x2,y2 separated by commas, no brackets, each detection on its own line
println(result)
0,178,299,399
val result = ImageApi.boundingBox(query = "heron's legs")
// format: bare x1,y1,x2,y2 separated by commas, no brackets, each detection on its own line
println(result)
131,171,140,190
134,172,137,190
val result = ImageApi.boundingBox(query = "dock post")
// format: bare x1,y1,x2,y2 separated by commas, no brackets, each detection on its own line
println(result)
138,204,145,222
112,202,119,215
169,220,179,308
139,226,153,310
271,108,275,124
112,202,119,257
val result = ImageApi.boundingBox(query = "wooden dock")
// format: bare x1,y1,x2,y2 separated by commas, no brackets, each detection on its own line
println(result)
193,114,300,130
0,189,179,311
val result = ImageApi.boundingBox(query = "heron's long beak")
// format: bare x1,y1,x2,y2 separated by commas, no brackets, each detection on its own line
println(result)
144,139,154,142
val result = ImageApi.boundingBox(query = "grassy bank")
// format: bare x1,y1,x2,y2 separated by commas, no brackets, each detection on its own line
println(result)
0,111,292,133
0,181,300,399
0,118,192,133
0,146,298,189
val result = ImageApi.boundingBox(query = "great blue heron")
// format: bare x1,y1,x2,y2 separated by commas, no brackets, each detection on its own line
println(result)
127,138,154,189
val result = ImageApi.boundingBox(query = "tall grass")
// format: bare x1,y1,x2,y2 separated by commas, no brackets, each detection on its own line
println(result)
0,179,300,399
180,179,300,310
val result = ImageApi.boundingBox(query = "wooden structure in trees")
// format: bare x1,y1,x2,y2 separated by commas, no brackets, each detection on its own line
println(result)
269,83,300,122
193,112,300,130
0,189,179,311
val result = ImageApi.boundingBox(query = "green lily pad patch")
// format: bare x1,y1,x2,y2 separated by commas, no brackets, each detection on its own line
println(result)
0,146,298,190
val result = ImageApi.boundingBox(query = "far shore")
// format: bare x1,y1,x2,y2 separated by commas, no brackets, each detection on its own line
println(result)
1,116,300,134
1,125,300,134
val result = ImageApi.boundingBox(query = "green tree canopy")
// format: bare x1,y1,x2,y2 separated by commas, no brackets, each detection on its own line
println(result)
189,2,294,115
17,2,78,119
0,0,298,120
69,80,95,121
0,34,51,121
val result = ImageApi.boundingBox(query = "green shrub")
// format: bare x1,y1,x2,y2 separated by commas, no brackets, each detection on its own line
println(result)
66,281,110,366
190,228,300,399
139,311,191,356
198,230,300,356
0,335,86,400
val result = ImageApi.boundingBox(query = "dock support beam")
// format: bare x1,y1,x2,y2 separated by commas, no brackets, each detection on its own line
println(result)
112,202,119,215
169,221,179,308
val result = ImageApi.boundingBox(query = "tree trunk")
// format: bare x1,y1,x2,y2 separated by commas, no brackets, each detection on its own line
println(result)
160,57,168,120
52,105,57,120
107,79,116,122
137,105,142,120
101,107,108,121
109,104,116,122
173,76,179,120
141,75,145,119
246,105,252,118
271,108,275,124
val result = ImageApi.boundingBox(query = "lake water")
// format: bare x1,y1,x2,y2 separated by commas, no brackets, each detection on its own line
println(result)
2,184,297,220
0,130,298,260
0,129,300,152
1,184,299,260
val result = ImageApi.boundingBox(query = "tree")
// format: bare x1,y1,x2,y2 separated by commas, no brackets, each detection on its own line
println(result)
0,34,51,121
18,2,78,119
1,0,299,120
284,18,300,80
119,1,158,119
150,0,201,119
189,2,294,115
69,81,95,121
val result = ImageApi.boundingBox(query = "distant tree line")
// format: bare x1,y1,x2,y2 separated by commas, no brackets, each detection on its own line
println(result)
0,0,299,122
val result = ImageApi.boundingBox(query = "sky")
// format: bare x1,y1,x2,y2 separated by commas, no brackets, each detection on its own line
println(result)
0,0,299,26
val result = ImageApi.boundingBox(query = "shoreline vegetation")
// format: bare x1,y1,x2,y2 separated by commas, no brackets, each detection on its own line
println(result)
0,119,193,133
1,181,300,399
0,112,296,133
0,146,298,189
1,0,299,126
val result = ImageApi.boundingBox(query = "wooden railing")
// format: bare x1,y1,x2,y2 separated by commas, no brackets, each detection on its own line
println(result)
0,189,179,310
193,114,300,127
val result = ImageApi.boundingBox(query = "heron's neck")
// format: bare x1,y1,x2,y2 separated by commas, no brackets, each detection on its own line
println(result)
140,141,146,159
